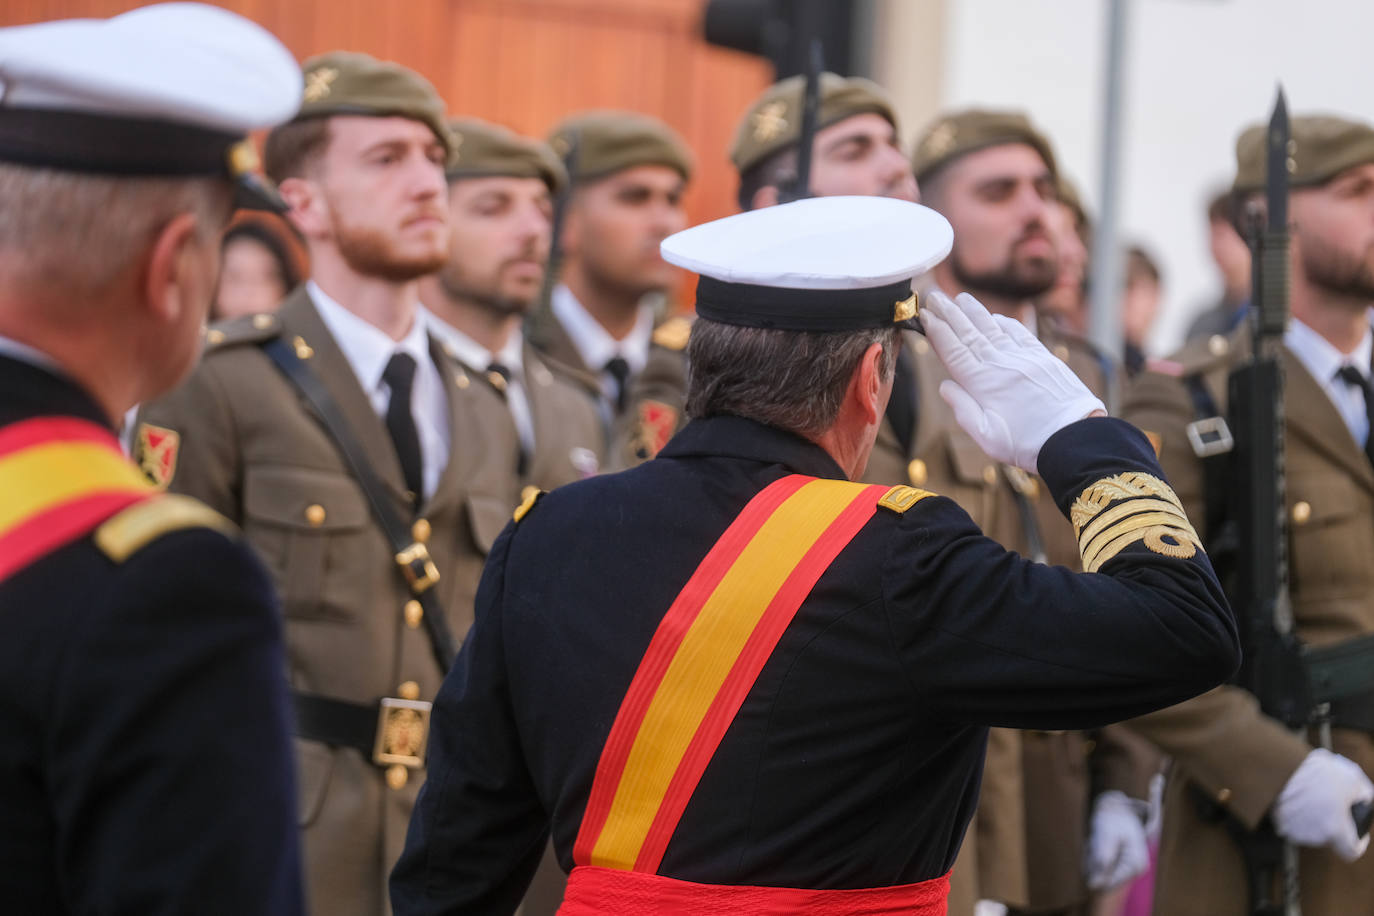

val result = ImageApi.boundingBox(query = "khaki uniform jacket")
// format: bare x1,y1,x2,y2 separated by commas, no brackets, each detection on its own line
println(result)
1121,328,1374,916
443,340,606,492
139,288,521,916
863,321,1158,914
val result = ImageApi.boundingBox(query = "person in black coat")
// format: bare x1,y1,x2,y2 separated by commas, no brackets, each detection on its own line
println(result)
391,197,1238,915
0,6,304,913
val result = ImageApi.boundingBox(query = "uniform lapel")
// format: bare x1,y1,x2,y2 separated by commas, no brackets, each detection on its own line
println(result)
422,334,471,518
277,288,411,502
1283,346,1374,492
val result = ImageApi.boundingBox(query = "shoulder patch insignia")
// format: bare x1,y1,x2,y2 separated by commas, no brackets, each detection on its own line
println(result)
135,423,180,489
651,316,692,352
94,493,237,564
878,484,934,514
513,486,545,523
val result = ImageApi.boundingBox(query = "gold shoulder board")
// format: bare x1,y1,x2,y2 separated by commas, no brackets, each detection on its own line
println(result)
651,316,692,352
513,486,546,523
95,494,238,564
878,485,934,515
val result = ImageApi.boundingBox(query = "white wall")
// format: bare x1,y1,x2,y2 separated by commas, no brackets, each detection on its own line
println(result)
937,0,1374,354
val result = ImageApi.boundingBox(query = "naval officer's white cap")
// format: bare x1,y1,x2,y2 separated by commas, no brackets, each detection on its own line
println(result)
661,195,953,332
0,3,301,210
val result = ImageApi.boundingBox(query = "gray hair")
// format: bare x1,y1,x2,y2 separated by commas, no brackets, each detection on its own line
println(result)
686,318,900,438
0,164,230,303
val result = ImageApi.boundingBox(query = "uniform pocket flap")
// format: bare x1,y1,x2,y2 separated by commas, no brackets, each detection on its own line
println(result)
244,465,370,531
466,493,513,554
1291,476,1363,528
946,431,996,487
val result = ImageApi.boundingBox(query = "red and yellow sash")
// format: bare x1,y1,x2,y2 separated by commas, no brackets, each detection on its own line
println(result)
574,474,891,874
0,417,155,583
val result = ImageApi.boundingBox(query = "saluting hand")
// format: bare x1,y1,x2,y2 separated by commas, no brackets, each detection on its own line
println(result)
921,290,1106,474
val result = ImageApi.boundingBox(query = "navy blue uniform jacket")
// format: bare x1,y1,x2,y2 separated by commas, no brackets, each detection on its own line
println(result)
392,414,1238,914
0,354,303,915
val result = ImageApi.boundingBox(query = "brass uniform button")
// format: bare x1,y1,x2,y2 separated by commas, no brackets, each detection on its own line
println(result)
1217,787,1233,804
1292,501,1311,525
305,504,326,526
386,764,409,790
1053,344,1070,361
907,459,928,487
252,313,274,330
1208,334,1230,357
293,335,314,360
205,328,226,346
398,680,421,701
412,518,431,543
455,372,470,390
982,465,997,486
404,600,424,629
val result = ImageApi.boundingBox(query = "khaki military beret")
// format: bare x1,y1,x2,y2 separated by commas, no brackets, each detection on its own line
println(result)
1233,114,1374,193
445,118,567,193
296,51,451,154
912,108,1057,183
547,110,692,184
728,72,899,174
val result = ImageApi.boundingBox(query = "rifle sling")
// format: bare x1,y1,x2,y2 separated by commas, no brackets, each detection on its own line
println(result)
261,337,457,673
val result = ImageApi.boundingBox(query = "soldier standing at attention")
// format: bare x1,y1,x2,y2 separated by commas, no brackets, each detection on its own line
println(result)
139,52,520,916
527,111,693,466
390,195,1239,915
1123,113,1374,916
911,110,1154,916
0,4,303,913
421,118,604,494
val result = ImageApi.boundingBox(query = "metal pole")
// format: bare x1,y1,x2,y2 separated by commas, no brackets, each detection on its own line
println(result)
1089,0,1129,372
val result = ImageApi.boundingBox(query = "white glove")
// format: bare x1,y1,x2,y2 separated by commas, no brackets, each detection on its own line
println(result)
921,290,1105,473
1084,790,1151,891
973,902,1008,916
1273,748,1374,862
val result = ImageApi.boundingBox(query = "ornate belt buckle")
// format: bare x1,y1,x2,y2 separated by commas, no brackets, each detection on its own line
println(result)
373,697,432,769
395,542,440,594
1185,416,1234,458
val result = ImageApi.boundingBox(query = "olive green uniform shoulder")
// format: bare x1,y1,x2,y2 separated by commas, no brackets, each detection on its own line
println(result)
202,311,283,354
94,493,238,563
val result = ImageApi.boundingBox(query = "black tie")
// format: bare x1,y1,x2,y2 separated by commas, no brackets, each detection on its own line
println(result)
1335,365,1374,469
383,352,424,503
604,356,631,414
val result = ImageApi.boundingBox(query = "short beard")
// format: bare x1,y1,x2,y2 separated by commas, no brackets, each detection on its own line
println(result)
332,213,447,283
437,267,531,317
1304,239,1374,304
950,247,1057,301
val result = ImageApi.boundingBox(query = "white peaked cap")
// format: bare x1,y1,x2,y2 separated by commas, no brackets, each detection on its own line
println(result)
662,196,952,331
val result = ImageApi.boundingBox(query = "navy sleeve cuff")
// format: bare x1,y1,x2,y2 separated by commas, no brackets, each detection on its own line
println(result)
1037,417,1168,516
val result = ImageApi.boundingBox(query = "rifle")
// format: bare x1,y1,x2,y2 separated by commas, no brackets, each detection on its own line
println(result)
1220,88,1373,916
776,38,822,205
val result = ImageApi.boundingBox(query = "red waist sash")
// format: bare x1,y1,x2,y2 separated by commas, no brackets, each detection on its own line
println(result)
559,866,949,916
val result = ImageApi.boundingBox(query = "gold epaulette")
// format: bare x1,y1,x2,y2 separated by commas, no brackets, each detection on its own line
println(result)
94,494,238,563
513,486,546,523
202,311,283,351
651,316,692,352
877,484,934,515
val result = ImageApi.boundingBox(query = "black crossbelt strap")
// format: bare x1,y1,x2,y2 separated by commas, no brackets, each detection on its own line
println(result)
1184,373,1231,544
262,338,457,672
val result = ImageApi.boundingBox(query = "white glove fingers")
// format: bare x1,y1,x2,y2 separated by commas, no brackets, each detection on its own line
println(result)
990,313,1042,351
922,301,983,377
928,290,995,357
953,292,1014,347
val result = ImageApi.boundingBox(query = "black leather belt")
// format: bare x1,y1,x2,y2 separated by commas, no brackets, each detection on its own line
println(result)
293,691,432,769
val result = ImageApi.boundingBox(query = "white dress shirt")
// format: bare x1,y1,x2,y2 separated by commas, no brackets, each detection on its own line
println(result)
308,281,450,500
424,310,535,456
550,283,654,411
1285,316,1374,447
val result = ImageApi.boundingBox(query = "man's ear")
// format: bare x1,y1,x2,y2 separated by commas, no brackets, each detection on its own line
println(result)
278,175,327,238
750,184,780,210
854,340,888,426
142,212,201,324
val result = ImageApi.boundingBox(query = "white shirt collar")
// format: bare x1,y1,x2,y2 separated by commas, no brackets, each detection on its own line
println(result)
309,280,431,392
423,308,525,379
550,283,654,376
1285,316,1373,384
